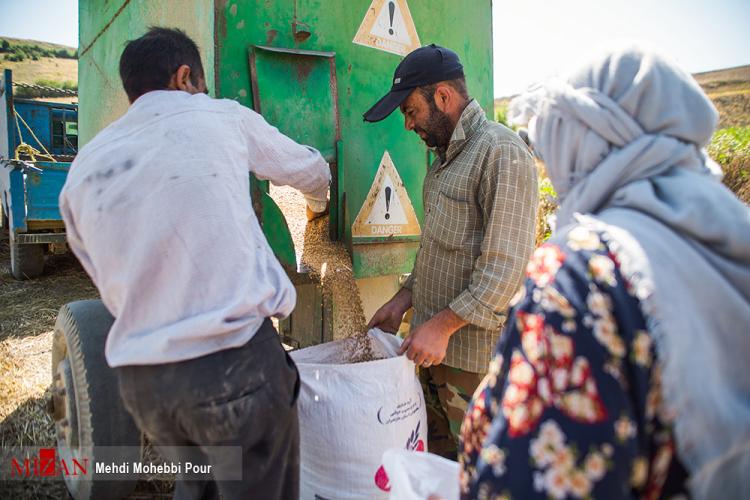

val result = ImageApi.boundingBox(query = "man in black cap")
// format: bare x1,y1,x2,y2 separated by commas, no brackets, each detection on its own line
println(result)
366,44,538,459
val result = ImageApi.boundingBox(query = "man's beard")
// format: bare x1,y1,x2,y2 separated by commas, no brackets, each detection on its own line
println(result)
415,101,454,151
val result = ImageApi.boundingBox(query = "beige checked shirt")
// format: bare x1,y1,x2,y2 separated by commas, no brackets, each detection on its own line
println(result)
403,100,538,373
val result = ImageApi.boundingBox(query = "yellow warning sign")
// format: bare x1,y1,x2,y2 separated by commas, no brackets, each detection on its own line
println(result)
353,151,421,238
353,0,421,57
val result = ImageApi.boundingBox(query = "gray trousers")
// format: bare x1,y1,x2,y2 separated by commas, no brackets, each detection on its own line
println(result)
116,319,300,500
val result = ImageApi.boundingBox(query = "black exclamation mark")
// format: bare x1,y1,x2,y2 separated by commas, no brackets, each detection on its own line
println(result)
388,1,395,35
385,186,392,220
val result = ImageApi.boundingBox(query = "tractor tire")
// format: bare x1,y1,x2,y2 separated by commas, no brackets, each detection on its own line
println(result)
51,300,141,500
9,234,45,280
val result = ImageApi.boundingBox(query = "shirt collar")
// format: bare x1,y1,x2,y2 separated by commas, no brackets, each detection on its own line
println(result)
436,99,487,166
129,89,192,111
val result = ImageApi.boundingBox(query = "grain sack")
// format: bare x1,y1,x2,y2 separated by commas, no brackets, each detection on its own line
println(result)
290,329,428,500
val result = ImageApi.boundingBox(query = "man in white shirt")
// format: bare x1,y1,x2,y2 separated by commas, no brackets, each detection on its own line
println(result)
60,27,330,499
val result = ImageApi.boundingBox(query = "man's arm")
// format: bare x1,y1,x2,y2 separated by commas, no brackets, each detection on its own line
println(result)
397,306,467,366
238,108,330,211
367,285,413,333
448,141,538,330
368,267,416,333
400,271,416,291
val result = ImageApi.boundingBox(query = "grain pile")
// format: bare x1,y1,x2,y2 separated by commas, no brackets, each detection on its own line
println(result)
270,185,379,363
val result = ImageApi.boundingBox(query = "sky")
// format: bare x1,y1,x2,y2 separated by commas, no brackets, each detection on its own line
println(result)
0,0,78,48
0,0,748,97
492,0,750,96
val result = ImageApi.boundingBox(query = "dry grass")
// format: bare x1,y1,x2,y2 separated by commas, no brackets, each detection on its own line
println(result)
0,244,98,343
0,331,58,446
711,91,750,129
0,233,99,429
0,236,173,498
0,235,96,498
693,65,750,87
688,65,750,129
0,57,77,87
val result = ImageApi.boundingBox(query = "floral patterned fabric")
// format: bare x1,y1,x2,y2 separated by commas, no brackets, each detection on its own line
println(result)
459,226,687,500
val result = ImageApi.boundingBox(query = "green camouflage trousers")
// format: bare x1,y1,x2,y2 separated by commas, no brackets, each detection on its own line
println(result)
419,364,484,460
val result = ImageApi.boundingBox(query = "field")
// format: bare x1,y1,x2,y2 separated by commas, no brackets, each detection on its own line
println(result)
694,65,750,128
0,242,172,494
0,238,96,499
0,37,747,498
0,37,78,99
495,64,750,204
0,57,77,87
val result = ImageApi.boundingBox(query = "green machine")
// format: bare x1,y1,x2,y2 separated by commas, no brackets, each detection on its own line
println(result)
51,2,493,498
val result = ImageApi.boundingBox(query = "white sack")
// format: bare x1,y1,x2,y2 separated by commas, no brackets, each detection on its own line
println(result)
291,329,428,500
383,449,460,500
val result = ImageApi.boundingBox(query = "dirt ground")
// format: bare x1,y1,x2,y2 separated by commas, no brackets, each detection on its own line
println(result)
0,232,96,498
0,235,175,499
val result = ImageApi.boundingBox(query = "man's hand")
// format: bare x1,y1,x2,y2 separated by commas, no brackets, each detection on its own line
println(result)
367,287,413,333
306,202,329,222
399,308,468,367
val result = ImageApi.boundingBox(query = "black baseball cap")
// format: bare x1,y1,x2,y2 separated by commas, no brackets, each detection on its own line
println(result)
363,44,464,123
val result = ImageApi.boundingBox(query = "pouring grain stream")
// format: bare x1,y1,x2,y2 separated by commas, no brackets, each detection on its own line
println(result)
270,185,378,363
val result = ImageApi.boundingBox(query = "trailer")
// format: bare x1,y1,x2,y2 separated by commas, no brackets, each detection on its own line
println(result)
0,69,78,279
51,1,494,498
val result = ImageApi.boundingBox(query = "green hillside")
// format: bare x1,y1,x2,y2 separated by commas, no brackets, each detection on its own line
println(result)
0,36,78,98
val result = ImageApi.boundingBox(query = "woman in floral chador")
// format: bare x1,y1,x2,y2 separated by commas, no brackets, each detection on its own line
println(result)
459,47,750,499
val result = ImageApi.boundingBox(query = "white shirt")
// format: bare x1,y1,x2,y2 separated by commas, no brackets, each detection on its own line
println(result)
60,90,330,367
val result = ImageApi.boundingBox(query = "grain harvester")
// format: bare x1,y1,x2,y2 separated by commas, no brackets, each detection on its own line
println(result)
50,1,494,498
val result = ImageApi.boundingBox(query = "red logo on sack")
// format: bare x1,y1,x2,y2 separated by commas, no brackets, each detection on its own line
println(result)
374,465,391,491
374,421,424,492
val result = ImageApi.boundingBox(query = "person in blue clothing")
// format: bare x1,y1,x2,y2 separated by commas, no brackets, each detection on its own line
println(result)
459,46,750,499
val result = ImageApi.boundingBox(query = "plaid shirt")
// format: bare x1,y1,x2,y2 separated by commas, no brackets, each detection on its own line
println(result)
403,100,538,373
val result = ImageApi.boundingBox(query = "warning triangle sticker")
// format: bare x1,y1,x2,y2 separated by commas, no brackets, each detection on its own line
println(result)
353,151,421,238
353,0,421,57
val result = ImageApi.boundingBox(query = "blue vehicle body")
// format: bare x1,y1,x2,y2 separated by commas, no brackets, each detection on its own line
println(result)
0,69,78,279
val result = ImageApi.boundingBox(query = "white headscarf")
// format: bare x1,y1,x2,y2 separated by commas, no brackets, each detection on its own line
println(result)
510,47,750,499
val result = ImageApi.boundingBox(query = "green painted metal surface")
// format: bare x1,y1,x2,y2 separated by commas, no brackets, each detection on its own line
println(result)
260,191,297,269
216,0,494,278
78,0,215,146
78,0,494,279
